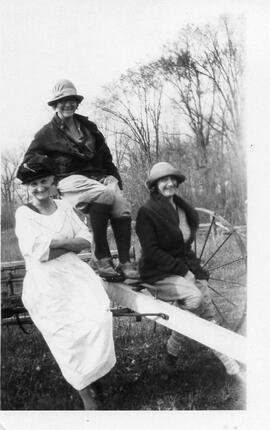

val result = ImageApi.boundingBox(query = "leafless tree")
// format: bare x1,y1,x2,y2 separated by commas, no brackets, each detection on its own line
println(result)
1,147,26,229
95,63,164,170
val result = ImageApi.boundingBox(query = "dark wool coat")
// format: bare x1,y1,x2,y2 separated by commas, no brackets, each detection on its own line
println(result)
23,113,122,188
135,193,209,284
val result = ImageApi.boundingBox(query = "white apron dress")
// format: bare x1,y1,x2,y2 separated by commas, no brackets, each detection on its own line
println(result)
15,199,116,390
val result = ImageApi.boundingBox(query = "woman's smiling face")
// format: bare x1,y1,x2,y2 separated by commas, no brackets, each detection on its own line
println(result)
156,175,178,199
55,97,78,119
28,176,55,201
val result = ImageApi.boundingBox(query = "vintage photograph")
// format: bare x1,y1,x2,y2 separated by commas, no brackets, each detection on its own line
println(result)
1,0,268,428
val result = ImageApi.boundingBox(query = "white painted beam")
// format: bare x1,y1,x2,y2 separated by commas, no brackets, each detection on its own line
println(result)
104,281,246,364
1,256,246,364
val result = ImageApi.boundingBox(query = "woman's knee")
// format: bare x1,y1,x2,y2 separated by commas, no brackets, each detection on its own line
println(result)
185,288,203,310
94,187,115,206
111,194,131,218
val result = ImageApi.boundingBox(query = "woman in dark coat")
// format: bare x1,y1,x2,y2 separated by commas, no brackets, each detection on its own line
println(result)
21,79,138,280
136,161,240,376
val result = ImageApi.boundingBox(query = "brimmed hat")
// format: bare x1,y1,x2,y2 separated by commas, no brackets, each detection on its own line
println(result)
17,155,55,184
146,162,186,189
48,79,84,106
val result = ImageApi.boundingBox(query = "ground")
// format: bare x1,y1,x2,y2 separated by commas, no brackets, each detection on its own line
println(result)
1,317,245,410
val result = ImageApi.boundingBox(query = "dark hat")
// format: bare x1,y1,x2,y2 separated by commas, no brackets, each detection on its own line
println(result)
48,79,84,106
146,161,186,189
16,155,55,184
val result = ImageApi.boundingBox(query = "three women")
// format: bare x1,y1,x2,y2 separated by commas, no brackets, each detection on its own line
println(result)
16,118,241,408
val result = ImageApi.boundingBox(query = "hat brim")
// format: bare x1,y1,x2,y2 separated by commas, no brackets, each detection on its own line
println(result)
18,169,55,184
48,94,84,106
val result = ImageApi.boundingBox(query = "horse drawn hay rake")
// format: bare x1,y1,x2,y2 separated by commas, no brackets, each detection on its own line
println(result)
1,209,247,363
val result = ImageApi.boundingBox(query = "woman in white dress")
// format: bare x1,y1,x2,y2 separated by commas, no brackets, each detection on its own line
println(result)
15,155,116,410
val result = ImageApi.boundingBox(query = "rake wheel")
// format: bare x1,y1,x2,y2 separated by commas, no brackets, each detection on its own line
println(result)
194,208,247,333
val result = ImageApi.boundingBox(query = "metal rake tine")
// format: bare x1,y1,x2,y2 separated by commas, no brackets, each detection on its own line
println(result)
207,284,237,307
202,231,233,268
209,277,246,287
199,216,216,260
211,300,230,326
207,256,247,272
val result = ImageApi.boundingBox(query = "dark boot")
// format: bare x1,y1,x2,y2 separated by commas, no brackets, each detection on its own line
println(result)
164,352,178,375
89,203,121,279
110,217,139,279
89,203,111,259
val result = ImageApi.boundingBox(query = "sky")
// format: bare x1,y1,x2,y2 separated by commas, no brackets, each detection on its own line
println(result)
0,0,258,154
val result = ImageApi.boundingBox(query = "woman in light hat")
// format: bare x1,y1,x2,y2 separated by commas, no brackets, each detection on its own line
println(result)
15,155,116,409
135,161,241,376
21,79,138,281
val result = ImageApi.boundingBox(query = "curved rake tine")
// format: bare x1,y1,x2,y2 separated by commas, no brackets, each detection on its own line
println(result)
194,234,197,256
199,216,216,260
201,231,233,268
207,257,247,272
209,277,245,287
212,300,230,326
207,284,237,306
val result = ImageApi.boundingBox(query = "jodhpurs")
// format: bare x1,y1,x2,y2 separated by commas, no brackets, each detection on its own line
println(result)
149,271,216,357
57,175,131,218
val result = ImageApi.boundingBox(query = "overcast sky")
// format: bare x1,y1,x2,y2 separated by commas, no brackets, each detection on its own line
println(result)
0,0,260,153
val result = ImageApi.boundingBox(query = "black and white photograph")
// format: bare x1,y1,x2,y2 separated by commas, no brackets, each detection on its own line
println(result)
1,0,269,429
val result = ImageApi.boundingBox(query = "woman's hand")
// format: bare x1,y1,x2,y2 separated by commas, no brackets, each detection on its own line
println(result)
102,175,118,186
50,239,63,248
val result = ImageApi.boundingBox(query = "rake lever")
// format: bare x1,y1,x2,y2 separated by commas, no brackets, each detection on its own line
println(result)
111,307,169,321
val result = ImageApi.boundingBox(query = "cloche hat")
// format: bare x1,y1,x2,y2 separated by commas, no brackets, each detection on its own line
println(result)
17,155,55,184
48,79,84,106
146,161,186,189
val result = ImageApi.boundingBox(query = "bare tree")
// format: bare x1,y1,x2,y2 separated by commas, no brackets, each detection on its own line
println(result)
195,16,244,156
153,17,245,222
156,48,217,167
95,63,164,170
1,147,26,229
157,18,243,153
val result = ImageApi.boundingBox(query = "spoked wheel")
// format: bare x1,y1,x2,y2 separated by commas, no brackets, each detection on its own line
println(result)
194,208,247,334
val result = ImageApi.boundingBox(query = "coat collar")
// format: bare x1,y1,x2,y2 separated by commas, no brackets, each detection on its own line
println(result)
52,113,90,131
146,192,199,234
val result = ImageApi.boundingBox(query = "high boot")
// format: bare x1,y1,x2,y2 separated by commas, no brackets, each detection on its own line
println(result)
89,203,120,279
110,217,139,279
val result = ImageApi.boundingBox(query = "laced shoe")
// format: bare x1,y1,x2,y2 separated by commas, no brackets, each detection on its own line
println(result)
117,261,140,279
97,258,123,280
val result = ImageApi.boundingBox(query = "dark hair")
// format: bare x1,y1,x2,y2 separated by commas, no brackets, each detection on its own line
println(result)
149,183,159,195
149,176,180,195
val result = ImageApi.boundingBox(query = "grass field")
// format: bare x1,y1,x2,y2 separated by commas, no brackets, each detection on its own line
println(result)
1,318,245,410
1,227,246,410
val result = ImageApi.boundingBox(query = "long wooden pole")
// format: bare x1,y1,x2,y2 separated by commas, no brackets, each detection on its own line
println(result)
104,281,246,364
1,255,246,364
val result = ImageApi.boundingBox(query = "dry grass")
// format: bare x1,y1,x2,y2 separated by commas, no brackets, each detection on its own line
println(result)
1,318,246,410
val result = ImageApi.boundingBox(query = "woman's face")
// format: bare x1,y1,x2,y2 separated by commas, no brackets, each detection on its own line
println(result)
156,175,178,199
28,176,55,201
55,97,78,119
